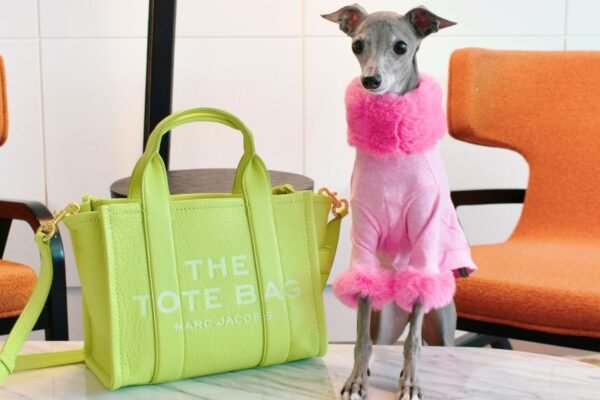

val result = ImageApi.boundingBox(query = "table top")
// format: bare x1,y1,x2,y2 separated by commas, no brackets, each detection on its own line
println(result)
110,168,314,198
1,342,598,399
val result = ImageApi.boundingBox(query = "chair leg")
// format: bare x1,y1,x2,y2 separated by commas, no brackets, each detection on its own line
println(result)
45,297,69,340
490,337,513,350
44,235,69,340
456,333,512,349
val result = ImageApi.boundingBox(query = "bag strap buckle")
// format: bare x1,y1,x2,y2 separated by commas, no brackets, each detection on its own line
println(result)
318,188,349,219
37,203,80,242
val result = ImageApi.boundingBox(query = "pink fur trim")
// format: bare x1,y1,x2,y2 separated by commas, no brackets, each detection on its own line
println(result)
393,268,456,313
332,267,394,309
345,74,447,156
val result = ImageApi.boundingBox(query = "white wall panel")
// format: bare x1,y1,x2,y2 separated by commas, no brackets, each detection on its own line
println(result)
458,205,524,246
567,0,600,35
306,0,565,37
171,38,303,174
41,39,146,285
39,0,147,38
304,37,354,194
2,221,42,279
566,37,600,49
304,37,355,281
323,287,356,343
177,0,302,37
0,0,38,38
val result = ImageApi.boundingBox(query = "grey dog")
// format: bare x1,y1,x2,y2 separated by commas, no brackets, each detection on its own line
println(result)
322,5,458,400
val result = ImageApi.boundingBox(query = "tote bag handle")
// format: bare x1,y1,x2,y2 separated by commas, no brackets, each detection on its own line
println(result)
128,107,257,198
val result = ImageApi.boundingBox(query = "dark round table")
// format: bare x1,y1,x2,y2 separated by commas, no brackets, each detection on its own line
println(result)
110,168,314,198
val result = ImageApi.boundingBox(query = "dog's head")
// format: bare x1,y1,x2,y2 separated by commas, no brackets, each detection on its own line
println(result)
322,4,455,94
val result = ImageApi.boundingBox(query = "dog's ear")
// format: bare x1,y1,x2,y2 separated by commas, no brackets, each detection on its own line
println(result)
405,7,456,38
321,4,368,36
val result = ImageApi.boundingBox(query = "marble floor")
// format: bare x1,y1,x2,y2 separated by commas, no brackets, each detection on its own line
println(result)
2,343,599,399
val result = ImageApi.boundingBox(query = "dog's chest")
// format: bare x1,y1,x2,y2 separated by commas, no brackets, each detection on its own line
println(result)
351,148,449,204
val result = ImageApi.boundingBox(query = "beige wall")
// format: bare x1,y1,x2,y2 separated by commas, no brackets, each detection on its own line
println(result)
1,1,598,341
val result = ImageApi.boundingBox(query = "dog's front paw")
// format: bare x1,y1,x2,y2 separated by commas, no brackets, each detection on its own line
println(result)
340,369,369,400
397,385,422,400
397,370,422,400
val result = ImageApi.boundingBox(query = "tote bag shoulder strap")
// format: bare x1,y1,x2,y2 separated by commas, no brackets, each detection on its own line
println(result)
0,223,85,386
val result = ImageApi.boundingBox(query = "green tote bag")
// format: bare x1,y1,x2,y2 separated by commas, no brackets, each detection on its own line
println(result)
0,107,348,389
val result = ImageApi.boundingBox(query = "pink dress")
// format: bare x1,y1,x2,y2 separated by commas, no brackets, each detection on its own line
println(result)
333,74,476,313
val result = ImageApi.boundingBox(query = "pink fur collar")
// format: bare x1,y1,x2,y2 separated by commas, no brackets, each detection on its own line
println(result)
345,74,447,156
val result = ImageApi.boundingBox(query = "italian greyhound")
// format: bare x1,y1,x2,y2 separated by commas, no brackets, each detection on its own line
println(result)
323,5,467,400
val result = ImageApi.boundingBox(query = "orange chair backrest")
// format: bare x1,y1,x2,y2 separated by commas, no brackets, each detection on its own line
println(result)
448,48,600,241
0,55,7,146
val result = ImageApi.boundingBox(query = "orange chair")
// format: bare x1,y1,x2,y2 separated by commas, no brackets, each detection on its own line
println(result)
0,55,68,339
448,48,600,351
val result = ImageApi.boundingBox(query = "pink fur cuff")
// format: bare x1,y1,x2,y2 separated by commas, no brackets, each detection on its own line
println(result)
393,267,456,313
332,267,394,310
345,74,447,156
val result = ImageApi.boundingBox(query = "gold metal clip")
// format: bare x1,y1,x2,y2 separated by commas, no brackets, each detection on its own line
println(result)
38,202,80,242
318,188,349,218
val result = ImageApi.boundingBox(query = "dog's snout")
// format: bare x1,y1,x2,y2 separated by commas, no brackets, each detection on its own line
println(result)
361,75,382,90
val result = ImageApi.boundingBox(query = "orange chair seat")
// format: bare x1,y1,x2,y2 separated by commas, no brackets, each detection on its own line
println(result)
0,260,36,318
455,240,600,338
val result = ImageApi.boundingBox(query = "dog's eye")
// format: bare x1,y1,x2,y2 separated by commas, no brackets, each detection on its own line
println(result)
393,41,408,55
352,40,364,55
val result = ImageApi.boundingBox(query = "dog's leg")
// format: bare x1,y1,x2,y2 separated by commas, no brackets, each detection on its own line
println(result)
371,302,410,344
398,302,425,400
422,300,456,346
341,296,372,400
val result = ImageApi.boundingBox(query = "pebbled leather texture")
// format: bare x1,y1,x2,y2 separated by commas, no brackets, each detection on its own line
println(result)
56,108,343,389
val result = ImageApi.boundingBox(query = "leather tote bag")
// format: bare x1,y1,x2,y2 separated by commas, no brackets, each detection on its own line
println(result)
0,108,348,389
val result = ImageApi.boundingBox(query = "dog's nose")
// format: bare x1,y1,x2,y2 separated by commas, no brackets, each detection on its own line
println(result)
361,75,382,90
